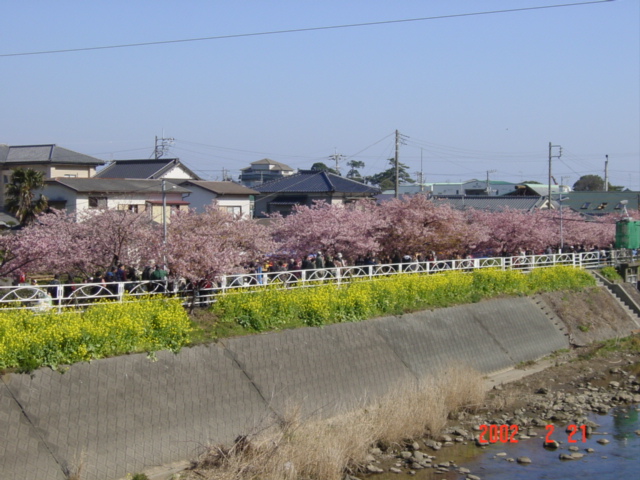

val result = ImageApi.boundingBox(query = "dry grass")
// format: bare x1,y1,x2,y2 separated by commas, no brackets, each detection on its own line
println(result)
437,364,486,414
185,366,485,480
485,385,528,412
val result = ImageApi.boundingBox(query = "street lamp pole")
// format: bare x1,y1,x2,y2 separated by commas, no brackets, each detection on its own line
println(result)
162,179,168,269
162,179,167,244
560,194,564,252
559,176,569,253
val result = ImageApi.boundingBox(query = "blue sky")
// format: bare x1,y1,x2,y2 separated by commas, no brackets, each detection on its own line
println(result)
2,0,638,189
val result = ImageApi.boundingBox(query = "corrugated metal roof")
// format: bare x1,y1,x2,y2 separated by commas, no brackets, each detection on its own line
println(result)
562,191,640,215
47,178,190,194
432,195,544,212
255,170,380,194
381,185,426,195
0,144,104,165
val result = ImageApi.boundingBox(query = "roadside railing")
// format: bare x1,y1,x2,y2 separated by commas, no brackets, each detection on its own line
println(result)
0,250,626,312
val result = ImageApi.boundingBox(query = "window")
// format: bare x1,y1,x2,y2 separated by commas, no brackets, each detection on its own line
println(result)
596,202,608,210
3,175,8,184
615,202,624,210
580,202,591,209
117,204,143,213
88,196,107,208
63,174,77,178
223,206,242,217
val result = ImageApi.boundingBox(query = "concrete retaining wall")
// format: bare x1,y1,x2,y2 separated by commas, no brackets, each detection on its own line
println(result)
0,297,570,480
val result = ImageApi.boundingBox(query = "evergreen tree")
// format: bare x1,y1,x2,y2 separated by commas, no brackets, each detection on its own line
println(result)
310,162,338,174
573,174,623,191
5,168,48,225
346,160,365,182
367,158,414,190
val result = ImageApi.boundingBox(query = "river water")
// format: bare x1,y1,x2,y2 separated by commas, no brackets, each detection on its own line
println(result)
367,406,639,480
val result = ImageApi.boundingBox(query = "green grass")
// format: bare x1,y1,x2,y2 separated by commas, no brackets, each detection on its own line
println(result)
600,266,623,283
596,335,640,355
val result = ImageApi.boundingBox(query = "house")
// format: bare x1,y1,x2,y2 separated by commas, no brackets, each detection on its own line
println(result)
0,144,105,208
178,180,258,219
239,158,295,187
94,158,201,181
253,169,380,217
40,178,190,223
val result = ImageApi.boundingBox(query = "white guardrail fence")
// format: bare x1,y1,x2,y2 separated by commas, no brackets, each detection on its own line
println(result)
0,250,631,312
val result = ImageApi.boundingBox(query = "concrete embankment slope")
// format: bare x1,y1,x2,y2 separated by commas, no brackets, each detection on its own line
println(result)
0,297,571,480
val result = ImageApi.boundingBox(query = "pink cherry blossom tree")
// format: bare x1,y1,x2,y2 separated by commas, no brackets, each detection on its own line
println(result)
376,195,487,259
0,228,47,280
560,210,615,250
269,200,384,263
164,203,274,284
3,208,162,280
469,208,557,256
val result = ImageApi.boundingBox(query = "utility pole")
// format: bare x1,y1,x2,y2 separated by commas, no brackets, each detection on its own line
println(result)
420,148,425,192
604,154,609,192
485,169,497,195
548,142,562,208
329,150,345,175
559,175,569,252
154,135,175,160
394,130,400,198
391,130,409,198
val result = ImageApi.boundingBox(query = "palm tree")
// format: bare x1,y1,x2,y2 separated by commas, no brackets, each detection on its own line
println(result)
5,168,48,225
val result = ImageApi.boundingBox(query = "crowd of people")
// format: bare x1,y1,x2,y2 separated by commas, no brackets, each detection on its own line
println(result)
8,243,617,301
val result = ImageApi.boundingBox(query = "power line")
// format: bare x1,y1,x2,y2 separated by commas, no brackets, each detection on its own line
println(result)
0,1,613,58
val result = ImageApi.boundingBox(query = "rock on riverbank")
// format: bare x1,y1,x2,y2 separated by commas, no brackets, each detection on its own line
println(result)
356,340,640,479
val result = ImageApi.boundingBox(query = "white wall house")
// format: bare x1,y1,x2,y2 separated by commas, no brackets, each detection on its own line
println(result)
0,144,105,209
41,178,190,223
179,180,258,219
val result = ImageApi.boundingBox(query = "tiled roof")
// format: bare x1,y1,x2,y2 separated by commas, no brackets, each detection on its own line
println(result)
255,170,380,195
432,195,545,212
180,180,258,195
0,144,104,165
94,158,200,180
47,178,190,194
